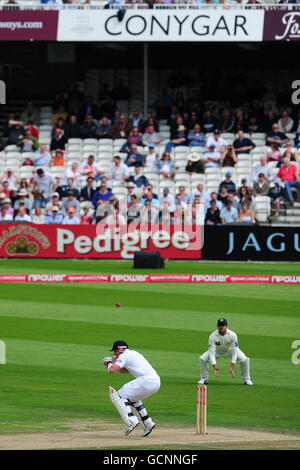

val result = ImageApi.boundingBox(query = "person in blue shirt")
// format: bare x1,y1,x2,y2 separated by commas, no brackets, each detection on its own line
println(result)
45,206,64,224
187,124,204,147
31,143,52,167
269,177,286,218
124,144,143,167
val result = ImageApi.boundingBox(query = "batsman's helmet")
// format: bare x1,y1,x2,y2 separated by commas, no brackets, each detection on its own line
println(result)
110,340,128,351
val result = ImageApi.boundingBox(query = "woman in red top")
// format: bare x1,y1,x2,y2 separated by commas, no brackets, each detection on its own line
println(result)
80,206,93,224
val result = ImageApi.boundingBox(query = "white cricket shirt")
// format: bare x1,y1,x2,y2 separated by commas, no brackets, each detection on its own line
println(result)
115,349,159,379
208,328,239,364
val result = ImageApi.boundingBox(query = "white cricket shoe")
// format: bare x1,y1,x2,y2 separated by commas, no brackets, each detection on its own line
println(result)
124,416,139,435
198,379,208,385
142,421,156,437
244,379,253,386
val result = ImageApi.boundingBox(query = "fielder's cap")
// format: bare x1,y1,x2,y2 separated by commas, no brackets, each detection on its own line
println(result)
110,340,128,351
217,318,228,326
274,177,281,184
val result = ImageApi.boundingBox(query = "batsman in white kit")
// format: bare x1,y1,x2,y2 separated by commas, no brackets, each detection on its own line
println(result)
102,340,160,436
198,318,253,386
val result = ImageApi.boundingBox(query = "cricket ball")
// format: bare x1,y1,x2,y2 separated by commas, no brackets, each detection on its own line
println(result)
116,302,121,307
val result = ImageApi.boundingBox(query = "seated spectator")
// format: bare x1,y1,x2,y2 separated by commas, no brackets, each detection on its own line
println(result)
1,169,20,191
238,185,251,205
140,188,160,206
14,188,33,215
33,168,56,208
156,152,176,179
187,124,204,147
278,109,294,134
45,206,64,224
50,128,68,152
52,117,66,138
205,191,222,212
202,143,221,168
124,144,143,167
141,124,162,147
233,130,256,154
65,115,82,139
220,200,238,224
177,185,191,204
144,143,157,169
173,194,189,224
141,113,159,134
190,195,203,225
269,177,286,218
126,182,136,204
109,155,130,183
62,190,80,216
1,181,11,199
13,202,31,222
205,200,221,225
121,127,142,153
80,205,93,225
186,152,205,174
6,119,25,145
79,176,95,202
17,128,39,152
126,166,149,188
52,149,65,167
0,203,13,221
63,206,80,225
263,109,277,133
253,173,270,197
186,110,200,132
139,199,159,224
45,192,63,213
219,107,235,133
81,114,98,139
96,116,112,140
106,203,127,226
20,101,40,126
221,145,237,167
248,115,263,134
64,162,81,186
234,109,248,133
202,110,218,134
127,195,141,224
218,185,229,206
281,141,299,164
276,156,300,204
92,177,114,206
205,129,227,154
267,142,281,163
129,111,145,133
57,177,79,200
51,105,68,126
32,206,45,224
252,156,274,182
80,154,104,181
239,201,255,224
111,113,132,139
30,143,52,167
266,123,288,147
159,187,176,212
219,171,236,195
192,183,210,204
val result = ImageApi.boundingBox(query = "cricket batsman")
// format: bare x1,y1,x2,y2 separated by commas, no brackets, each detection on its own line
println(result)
198,318,253,386
102,340,160,436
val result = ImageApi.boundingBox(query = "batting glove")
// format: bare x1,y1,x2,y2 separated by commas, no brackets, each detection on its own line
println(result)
102,356,114,368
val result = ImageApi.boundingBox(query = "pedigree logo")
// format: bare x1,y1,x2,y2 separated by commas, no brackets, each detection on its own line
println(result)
6,235,38,256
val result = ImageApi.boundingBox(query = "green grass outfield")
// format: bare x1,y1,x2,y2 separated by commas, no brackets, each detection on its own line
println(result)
0,259,299,438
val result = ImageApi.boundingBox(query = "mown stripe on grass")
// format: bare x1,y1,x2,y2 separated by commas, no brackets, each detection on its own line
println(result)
0,299,299,339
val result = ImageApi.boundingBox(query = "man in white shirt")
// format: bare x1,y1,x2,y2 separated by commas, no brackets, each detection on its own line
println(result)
201,144,221,168
220,200,238,224
103,340,160,437
205,129,227,153
252,156,274,182
198,318,253,386
109,155,130,183
33,168,56,207
62,206,80,225
191,183,210,204
14,203,32,222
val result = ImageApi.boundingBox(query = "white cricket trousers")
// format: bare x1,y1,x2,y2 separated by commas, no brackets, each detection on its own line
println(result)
199,348,251,381
118,376,161,402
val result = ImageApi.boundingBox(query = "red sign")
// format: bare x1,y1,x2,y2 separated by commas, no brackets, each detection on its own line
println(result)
0,224,201,259
0,11,58,41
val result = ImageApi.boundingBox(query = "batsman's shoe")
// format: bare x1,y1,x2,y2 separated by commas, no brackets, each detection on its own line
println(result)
124,416,139,436
198,379,208,385
244,379,253,386
142,421,156,437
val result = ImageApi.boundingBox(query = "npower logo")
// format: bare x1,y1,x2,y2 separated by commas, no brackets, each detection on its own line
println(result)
191,275,229,283
27,274,67,282
0,80,6,104
110,274,148,283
